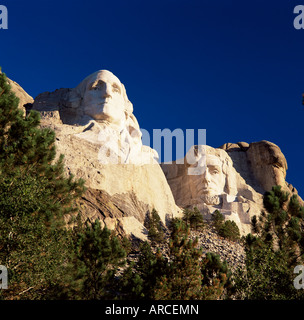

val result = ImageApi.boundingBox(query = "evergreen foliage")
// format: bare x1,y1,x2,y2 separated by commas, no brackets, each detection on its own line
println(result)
0,70,85,224
0,207,74,299
154,219,231,300
145,208,165,244
201,252,232,299
219,220,240,242
234,186,304,299
0,70,85,299
211,210,240,242
211,210,225,231
182,207,205,231
120,219,231,300
120,241,166,299
119,261,144,299
154,219,203,299
70,219,126,299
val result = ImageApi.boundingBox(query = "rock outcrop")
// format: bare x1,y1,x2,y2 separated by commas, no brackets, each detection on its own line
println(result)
5,75,34,114
220,140,303,204
161,145,263,235
31,70,182,240
161,141,302,236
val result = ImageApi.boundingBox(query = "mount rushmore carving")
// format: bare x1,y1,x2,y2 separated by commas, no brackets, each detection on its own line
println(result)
7,69,303,238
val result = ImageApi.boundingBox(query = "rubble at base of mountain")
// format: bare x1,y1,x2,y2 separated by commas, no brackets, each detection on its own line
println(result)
189,224,245,271
126,223,245,273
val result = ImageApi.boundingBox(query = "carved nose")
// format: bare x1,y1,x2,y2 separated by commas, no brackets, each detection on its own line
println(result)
202,169,211,183
102,84,112,99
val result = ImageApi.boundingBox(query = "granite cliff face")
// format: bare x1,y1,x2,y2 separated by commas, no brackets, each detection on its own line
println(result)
30,70,182,240
7,71,302,238
3,73,34,114
162,142,303,235
161,145,263,235
219,141,303,204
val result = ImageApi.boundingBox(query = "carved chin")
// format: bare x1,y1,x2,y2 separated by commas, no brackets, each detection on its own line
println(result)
200,194,222,205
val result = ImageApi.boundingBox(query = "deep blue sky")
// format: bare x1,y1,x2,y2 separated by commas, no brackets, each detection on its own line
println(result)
1,0,304,196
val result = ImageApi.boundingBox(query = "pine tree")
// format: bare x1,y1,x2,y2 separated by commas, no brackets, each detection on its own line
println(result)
120,241,167,299
72,219,126,299
119,261,144,299
211,210,240,242
121,218,232,300
201,252,232,299
182,207,204,231
145,208,165,244
154,219,203,300
211,210,225,231
234,186,304,299
0,70,85,224
219,220,240,242
288,194,304,219
0,70,85,299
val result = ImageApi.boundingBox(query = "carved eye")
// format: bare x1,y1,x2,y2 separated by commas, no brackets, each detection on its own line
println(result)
90,80,104,91
112,84,121,94
89,85,101,91
210,167,220,174
273,161,283,169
